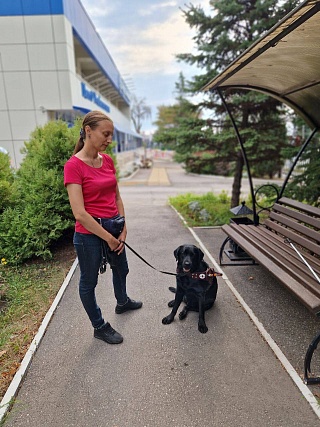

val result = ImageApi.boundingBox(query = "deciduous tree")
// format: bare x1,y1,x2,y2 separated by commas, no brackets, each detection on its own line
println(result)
131,95,152,134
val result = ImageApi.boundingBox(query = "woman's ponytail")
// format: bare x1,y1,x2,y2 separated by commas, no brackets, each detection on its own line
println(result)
73,133,85,155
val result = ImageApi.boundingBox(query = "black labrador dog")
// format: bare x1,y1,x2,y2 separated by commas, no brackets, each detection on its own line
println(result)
162,244,219,333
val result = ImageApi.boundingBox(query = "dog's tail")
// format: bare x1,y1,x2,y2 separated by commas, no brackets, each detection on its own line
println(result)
168,286,176,294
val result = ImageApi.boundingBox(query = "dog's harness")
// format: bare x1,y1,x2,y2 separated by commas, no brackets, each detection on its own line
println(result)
184,268,223,284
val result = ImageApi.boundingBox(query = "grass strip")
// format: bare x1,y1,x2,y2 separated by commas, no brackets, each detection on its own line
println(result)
0,246,75,401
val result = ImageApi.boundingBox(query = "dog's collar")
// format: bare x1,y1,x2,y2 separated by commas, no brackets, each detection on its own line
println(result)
177,267,222,283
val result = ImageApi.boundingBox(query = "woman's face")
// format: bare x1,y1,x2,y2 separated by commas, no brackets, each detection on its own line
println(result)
86,120,114,152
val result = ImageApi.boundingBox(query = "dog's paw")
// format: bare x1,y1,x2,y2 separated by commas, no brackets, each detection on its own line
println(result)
178,308,188,320
168,300,175,308
198,323,208,334
162,315,174,325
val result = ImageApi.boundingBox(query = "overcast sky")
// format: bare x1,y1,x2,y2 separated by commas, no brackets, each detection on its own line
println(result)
81,0,210,133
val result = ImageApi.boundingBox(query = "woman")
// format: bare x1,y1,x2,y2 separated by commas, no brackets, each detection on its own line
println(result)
64,110,142,345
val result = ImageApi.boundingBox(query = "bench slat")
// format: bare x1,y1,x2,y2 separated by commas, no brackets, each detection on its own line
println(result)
249,224,320,271
269,211,320,243
238,224,320,276
273,203,320,229
278,197,320,217
233,224,320,293
222,224,320,315
264,219,320,257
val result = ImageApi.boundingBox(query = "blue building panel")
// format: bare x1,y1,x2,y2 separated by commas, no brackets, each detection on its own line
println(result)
0,0,23,15
0,0,63,15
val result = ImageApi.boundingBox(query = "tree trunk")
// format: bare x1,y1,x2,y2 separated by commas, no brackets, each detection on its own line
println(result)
231,151,244,207
230,106,249,208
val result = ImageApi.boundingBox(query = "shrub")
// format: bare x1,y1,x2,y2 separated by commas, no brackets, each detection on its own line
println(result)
0,152,14,212
0,119,117,264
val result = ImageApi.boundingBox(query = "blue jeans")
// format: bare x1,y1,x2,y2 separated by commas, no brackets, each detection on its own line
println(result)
73,232,129,328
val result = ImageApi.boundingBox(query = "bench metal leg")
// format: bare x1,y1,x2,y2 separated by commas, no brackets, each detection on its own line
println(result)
219,236,257,266
219,236,231,265
304,331,320,384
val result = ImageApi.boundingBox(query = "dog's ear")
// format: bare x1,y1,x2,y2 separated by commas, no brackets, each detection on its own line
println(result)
198,247,204,261
174,246,182,260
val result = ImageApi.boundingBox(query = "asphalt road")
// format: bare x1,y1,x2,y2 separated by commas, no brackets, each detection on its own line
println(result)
3,159,320,426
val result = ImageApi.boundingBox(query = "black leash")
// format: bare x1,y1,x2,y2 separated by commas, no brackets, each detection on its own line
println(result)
99,239,222,280
122,241,178,277
122,241,223,280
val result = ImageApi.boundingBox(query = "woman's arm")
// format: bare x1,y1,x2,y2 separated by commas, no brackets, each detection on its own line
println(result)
115,184,127,254
66,183,121,251
115,184,125,216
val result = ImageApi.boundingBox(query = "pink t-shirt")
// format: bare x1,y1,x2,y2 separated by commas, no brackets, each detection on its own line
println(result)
64,153,118,234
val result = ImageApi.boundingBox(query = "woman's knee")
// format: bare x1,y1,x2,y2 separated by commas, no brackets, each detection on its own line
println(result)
79,278,97,295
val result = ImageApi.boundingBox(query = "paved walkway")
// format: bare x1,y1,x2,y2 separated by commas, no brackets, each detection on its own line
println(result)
120,165,171,186
147,167,171,185
2,160,320,426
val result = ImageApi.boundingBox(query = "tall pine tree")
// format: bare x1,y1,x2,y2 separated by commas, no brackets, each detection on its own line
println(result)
153,72,199,149
162,0,301,207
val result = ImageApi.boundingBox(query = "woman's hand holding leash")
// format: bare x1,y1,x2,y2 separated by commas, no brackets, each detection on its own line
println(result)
106,234,121,252
114,240,125,254
114,228,127,255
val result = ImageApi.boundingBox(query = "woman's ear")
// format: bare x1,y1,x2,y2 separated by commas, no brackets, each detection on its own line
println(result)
84,125,91,136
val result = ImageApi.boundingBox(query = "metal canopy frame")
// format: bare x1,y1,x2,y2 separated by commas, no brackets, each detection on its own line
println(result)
202,0,320,223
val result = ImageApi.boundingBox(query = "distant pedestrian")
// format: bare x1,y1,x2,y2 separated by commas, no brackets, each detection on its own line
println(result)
64,110,142,344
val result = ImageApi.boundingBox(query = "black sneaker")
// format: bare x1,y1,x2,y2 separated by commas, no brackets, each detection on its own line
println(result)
94,322,123,344
115,298,143,314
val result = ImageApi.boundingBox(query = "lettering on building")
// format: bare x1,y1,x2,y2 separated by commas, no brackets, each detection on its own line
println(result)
81,82,110,113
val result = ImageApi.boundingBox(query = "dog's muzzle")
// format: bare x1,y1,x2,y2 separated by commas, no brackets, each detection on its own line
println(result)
182,261,192,273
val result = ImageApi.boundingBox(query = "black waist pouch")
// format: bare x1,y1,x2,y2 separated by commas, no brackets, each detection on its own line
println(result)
94,214,125,274
94,214,125,238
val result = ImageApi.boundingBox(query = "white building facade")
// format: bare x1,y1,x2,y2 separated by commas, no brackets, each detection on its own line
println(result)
0,0,141,167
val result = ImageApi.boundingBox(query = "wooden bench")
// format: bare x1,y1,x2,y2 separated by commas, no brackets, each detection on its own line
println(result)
220,197,320,316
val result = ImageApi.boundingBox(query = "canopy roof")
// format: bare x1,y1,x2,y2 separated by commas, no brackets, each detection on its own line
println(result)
202,0,320,129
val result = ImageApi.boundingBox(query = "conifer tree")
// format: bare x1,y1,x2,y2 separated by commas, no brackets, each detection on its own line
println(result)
157,0,300,207
283,117,320,206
